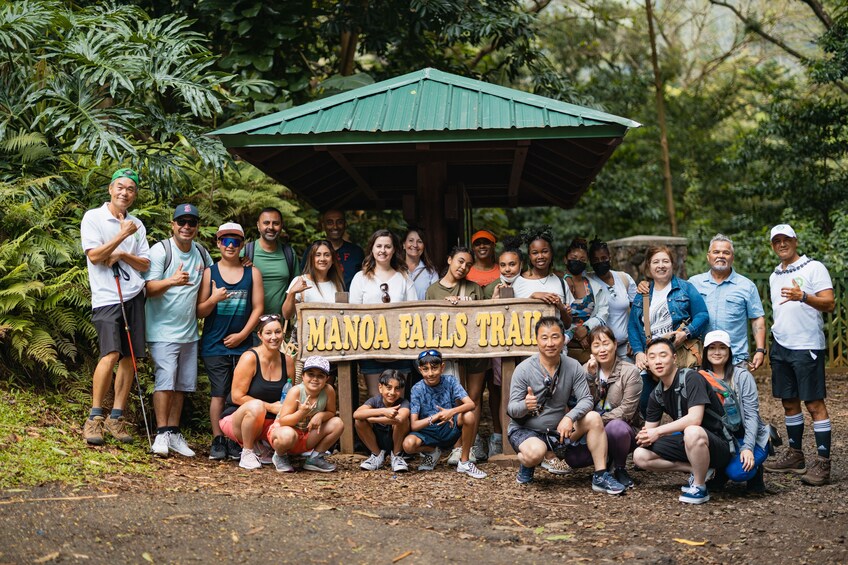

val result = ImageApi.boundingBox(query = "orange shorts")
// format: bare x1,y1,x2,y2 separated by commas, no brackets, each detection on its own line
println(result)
219,414,275,446
267,421,311,454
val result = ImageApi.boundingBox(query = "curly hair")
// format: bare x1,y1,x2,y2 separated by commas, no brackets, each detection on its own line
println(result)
499,234,524,264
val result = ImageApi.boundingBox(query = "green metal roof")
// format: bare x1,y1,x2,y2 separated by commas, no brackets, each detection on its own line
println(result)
211,67,639,144
209,67,639,212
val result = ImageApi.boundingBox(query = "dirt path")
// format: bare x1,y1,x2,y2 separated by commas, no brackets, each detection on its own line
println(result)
2,375,848,564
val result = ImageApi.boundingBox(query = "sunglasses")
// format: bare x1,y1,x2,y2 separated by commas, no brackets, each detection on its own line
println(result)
259,314,281,322
417,349,442,360
219,236,243,248
175,217,198,228
380,282,391,303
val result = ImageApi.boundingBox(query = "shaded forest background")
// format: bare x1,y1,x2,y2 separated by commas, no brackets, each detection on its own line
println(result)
1,0,846,399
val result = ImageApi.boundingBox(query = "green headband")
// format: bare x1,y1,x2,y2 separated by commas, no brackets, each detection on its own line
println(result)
111,168,139,186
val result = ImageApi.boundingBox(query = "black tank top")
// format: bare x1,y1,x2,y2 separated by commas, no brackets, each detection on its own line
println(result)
221,349,286,419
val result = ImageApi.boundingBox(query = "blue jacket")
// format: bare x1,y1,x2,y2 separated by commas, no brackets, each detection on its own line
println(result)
627,275,709,354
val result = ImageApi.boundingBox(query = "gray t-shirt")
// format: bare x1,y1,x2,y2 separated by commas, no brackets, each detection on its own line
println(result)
507,352,594,434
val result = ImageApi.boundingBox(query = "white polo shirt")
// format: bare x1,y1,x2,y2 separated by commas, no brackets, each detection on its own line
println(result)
81,203,149,308
769,255,832,350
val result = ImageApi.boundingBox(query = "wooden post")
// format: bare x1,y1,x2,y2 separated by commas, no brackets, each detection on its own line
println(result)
334,291,355,454
500,357,516,455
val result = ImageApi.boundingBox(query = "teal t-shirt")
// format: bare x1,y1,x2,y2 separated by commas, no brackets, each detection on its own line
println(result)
252,243,300,315
143,238,212,343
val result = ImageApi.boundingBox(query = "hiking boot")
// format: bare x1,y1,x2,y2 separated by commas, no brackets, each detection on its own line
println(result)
679,485,710,504
209,435,227,460
763,447,806,474
304,453,336,473
457,459,487,479
103,417,133,443
360,450,386,471
471,435,488,462
272,453,294,473
682,468,715,492
151,432,170,456
800,456,831,486
746,465,766,494
488,434,503,457
516,464,535,484
83,416,105,446
390,452,409,473
168,432,195,457
614,467,634,489
226,438,242,460
591,471,626,495
239,448,262,470
418,447,442,471
541,457,570,475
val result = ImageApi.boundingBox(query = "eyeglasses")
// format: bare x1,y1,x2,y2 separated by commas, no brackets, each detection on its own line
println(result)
259,314,281,322
418,349,442,360
219,236,243,248
175,217,198,228
380,283,391,303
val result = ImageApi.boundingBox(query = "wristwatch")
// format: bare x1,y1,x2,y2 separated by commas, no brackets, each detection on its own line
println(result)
755,348,767,354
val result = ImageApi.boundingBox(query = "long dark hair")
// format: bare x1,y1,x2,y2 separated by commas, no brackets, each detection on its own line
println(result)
302,240,344,296
401,226,437,274
442,245,473,278
701,344,735,385
362,229,407,277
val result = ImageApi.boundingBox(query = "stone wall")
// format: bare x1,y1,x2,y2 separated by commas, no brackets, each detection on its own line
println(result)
607,235,689,281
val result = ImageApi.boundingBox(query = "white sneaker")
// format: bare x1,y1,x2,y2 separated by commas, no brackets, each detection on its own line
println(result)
391,452,409,473
681,468,715,492
447,447,462,466
151,432,170,457
167,432,195,457
541,457,571,475
255,440,274,465
360,450,387,471
272,453,294,473
418,447,442,471
457,459,487,479
239,448,262,470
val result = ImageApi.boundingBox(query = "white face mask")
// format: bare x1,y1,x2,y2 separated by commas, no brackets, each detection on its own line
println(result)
501,274,519,285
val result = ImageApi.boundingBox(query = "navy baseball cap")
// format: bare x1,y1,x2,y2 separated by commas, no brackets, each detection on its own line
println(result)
173,203,199,219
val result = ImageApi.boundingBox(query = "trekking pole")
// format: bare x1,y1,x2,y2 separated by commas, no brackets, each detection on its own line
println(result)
112,263,152,449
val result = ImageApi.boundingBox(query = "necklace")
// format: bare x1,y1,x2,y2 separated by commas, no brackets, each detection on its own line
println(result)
774,257,812,275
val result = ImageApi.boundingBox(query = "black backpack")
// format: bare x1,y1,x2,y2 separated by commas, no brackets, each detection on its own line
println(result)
244,240,296,275
651,368,739,453
155,238,212,272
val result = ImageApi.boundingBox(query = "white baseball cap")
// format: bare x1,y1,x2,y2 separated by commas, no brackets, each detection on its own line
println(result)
704,330,731,348
216,222,244,237
770,224,797,241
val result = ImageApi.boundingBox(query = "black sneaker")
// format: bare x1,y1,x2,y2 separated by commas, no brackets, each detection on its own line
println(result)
226,438,242,460
209,435,227,460
746,465,766,494
614,467,634,489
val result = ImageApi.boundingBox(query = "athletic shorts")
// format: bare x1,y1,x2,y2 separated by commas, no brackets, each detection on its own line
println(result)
219,414,275,446
770,341,826,401
92,292,146,360
203,355,239,398
646,429,732,469
411,421,462,448
507,427,593,468
373,423,394,452
463,357,489,375
267,422,312,454
149,341,198,392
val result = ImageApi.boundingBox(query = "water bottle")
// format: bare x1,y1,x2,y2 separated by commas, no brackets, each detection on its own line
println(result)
281,378,293,400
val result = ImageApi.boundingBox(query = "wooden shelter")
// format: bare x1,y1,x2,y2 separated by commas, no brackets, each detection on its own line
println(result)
210,67,639,261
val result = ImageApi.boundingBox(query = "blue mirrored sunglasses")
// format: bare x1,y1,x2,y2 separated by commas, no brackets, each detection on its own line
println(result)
417,349,442,360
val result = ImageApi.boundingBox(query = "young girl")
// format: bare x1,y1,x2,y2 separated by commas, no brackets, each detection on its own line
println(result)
283,239,344,320
425,246,488,463
700,330,769,493
349,229,418,395
269,355,344,473
512,226,572,324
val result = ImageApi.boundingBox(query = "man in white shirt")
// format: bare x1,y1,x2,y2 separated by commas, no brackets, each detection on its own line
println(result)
763,224,835,485
80,168,150,445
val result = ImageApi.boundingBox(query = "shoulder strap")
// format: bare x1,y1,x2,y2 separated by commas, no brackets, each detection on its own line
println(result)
283,243,295,275
559,275,567,298
642,290,651,341
194,242,213,268
157,238,173,272
459,279,467,298
245,240,255,262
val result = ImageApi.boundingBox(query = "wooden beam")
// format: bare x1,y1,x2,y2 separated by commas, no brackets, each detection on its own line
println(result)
508,140,530,207
328,150,381,202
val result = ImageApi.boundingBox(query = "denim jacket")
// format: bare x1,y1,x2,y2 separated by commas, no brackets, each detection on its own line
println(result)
627,275,709,355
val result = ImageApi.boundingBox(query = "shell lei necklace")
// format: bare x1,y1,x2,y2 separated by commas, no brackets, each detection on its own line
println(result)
774,256,812,275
